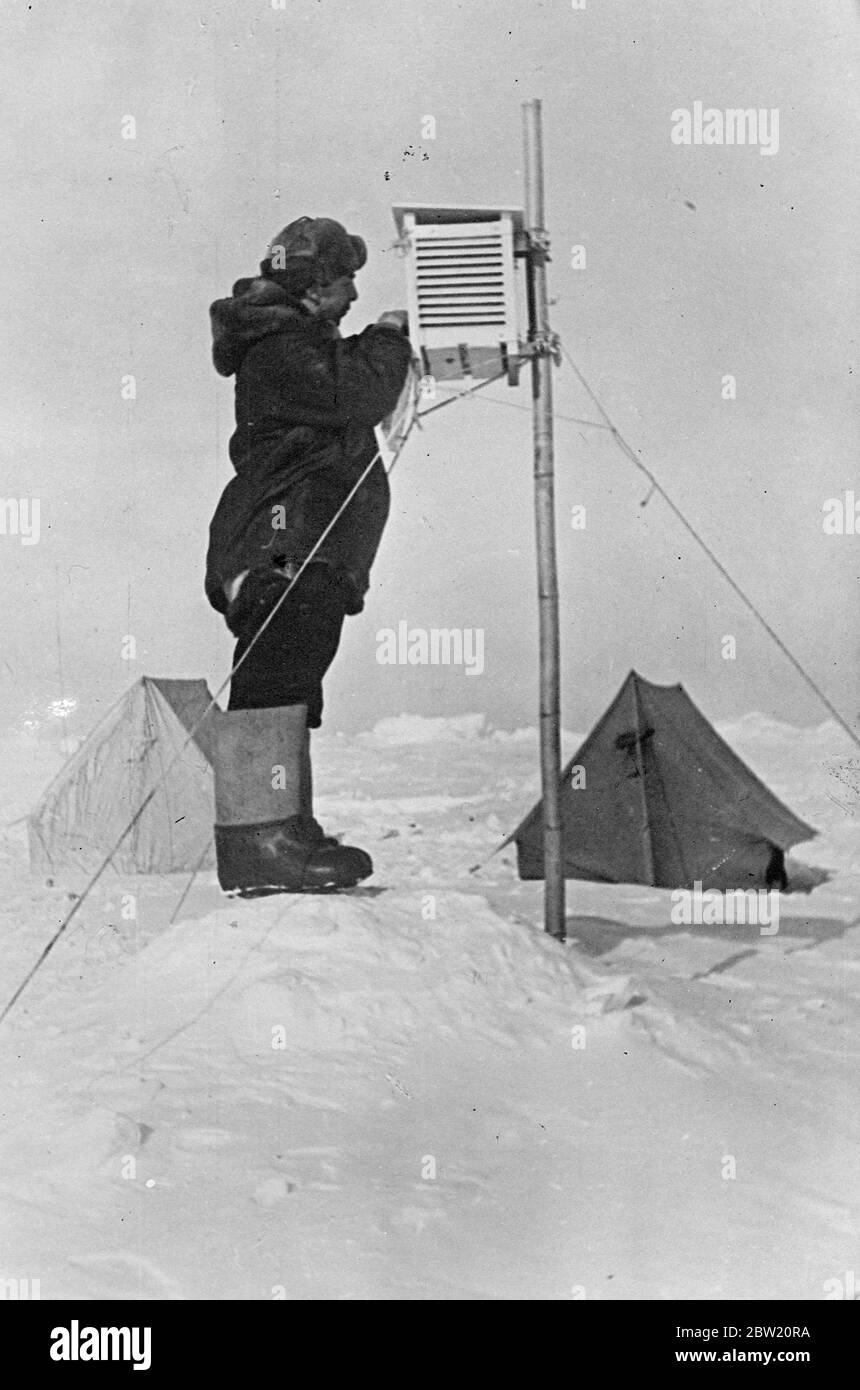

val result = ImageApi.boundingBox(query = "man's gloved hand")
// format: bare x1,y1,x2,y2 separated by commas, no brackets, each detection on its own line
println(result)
376,309,409,334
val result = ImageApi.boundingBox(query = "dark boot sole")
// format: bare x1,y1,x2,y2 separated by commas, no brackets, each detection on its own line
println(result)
228,882,363,898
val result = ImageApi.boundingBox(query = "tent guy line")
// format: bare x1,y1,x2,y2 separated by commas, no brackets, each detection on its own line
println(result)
168,835,215,925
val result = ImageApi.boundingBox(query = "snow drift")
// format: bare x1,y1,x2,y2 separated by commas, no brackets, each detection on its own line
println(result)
0,711,858,1299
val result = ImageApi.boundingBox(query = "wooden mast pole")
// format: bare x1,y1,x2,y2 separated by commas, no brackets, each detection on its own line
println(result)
522,99,565,942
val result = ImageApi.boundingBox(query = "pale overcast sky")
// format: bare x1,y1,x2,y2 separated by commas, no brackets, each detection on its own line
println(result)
1,0,857,736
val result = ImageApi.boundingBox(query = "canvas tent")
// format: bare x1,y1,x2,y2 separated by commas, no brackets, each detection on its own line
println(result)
28,678,218,879
507,671,816,892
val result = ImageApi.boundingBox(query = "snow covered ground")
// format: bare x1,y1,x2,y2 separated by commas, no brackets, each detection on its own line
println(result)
0,712,858,1300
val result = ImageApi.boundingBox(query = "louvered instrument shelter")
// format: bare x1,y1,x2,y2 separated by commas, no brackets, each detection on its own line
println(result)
392,204,526,381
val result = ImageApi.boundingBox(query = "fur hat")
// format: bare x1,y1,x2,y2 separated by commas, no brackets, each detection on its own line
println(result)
261,217,367,295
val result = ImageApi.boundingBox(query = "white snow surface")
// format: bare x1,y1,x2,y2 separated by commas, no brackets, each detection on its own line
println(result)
0,713,858,1300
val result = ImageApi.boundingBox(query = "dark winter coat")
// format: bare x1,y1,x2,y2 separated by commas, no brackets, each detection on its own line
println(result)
205,276,412,617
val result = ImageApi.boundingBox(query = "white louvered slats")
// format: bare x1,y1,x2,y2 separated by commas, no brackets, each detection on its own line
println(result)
414,231,507,329
394,208,522,379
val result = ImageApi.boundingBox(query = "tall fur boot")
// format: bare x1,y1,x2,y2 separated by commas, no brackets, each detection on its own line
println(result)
213,704,372,892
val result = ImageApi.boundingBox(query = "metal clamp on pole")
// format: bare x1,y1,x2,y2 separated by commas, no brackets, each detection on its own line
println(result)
524,227,552,261
516,332,562,365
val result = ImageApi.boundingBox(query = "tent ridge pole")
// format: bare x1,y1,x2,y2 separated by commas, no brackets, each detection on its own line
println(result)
630,675,657,886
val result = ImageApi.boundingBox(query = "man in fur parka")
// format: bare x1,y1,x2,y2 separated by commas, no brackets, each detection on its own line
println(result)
206,217,411,893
